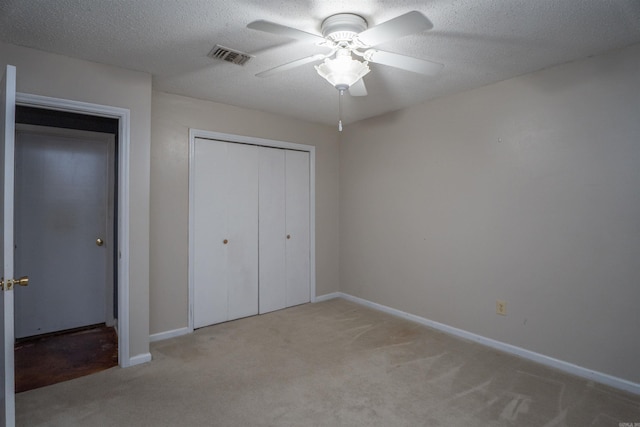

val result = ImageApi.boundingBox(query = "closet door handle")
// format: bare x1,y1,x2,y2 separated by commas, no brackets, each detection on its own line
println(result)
223,239,228,244
286,234,291,239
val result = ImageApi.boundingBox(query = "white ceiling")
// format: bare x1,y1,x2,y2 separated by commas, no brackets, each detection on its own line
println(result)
1,0,639,126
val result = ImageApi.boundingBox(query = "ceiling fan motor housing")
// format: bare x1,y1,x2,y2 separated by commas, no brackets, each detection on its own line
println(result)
321,13,368,42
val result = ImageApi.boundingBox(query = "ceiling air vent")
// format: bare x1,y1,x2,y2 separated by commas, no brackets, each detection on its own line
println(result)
208,45,253,66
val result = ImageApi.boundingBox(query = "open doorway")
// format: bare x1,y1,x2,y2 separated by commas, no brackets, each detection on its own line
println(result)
13,106,119,391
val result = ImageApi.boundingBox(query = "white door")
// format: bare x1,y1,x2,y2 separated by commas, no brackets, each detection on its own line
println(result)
13,128,113,338
193,139,259,328
285,150,310,307
259,147,311,312
192,139,310,326
258,147,286,314
193,139,228,327
1,64,17,427
226,143,259,320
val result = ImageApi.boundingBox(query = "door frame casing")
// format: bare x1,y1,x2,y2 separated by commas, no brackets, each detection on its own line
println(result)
15,92,132,367
187,129,316,332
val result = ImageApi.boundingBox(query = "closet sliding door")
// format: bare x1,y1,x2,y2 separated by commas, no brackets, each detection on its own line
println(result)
226,144,259,320
192,137,311,328
259,148,310,313
258,147,286,314
285,150,310,307
192,139,259,328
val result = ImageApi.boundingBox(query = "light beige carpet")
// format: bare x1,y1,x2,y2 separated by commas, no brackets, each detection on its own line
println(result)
16,298,640,426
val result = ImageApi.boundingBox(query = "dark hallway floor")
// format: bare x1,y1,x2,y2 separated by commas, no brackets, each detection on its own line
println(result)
15,325,118,393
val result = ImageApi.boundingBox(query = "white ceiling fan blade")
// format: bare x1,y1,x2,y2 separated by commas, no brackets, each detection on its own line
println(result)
356,11,433,47
349,78,367,96
256,54,327,77
365,49,443,76
247,20,325,43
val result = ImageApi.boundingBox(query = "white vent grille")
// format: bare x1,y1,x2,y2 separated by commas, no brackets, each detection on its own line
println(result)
208,45,253,66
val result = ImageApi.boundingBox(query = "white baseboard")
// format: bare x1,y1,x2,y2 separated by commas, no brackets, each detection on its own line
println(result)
127,352,152,367
150,327,192,342
337,292,640,396
314,292,341,303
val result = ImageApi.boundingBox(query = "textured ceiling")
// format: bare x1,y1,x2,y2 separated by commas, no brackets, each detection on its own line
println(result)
1,0,639,127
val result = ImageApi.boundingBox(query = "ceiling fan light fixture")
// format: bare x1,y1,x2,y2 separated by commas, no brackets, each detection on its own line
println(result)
315,49,370,90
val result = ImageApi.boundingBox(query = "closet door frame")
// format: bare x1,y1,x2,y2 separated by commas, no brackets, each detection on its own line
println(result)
187,129,316,332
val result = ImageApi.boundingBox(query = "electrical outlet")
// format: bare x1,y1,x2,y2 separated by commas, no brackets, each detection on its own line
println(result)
496,300,507,316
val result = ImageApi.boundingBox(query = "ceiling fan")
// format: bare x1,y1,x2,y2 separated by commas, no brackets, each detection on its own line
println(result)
247,11,443,97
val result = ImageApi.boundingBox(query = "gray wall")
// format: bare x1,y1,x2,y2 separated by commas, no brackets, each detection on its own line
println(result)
339,43,640,383
1,41,152,360
149,91,340,335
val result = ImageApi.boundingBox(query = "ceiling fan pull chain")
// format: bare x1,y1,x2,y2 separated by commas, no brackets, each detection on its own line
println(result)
338,88,344,131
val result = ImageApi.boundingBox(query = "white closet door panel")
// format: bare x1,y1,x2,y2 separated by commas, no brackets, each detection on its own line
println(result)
226,143,259,321
258,147,286,314
285,150,310,306
193,139,229,327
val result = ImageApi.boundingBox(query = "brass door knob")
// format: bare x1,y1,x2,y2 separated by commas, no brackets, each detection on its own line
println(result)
15,276,29,287
223,239,229,244
0,276,29,290
96,238,104,246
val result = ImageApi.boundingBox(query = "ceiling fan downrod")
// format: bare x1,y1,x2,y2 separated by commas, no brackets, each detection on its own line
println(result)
338,88,344,132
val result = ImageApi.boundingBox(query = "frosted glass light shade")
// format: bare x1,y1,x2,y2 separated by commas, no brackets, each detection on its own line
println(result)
315,50,370,90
